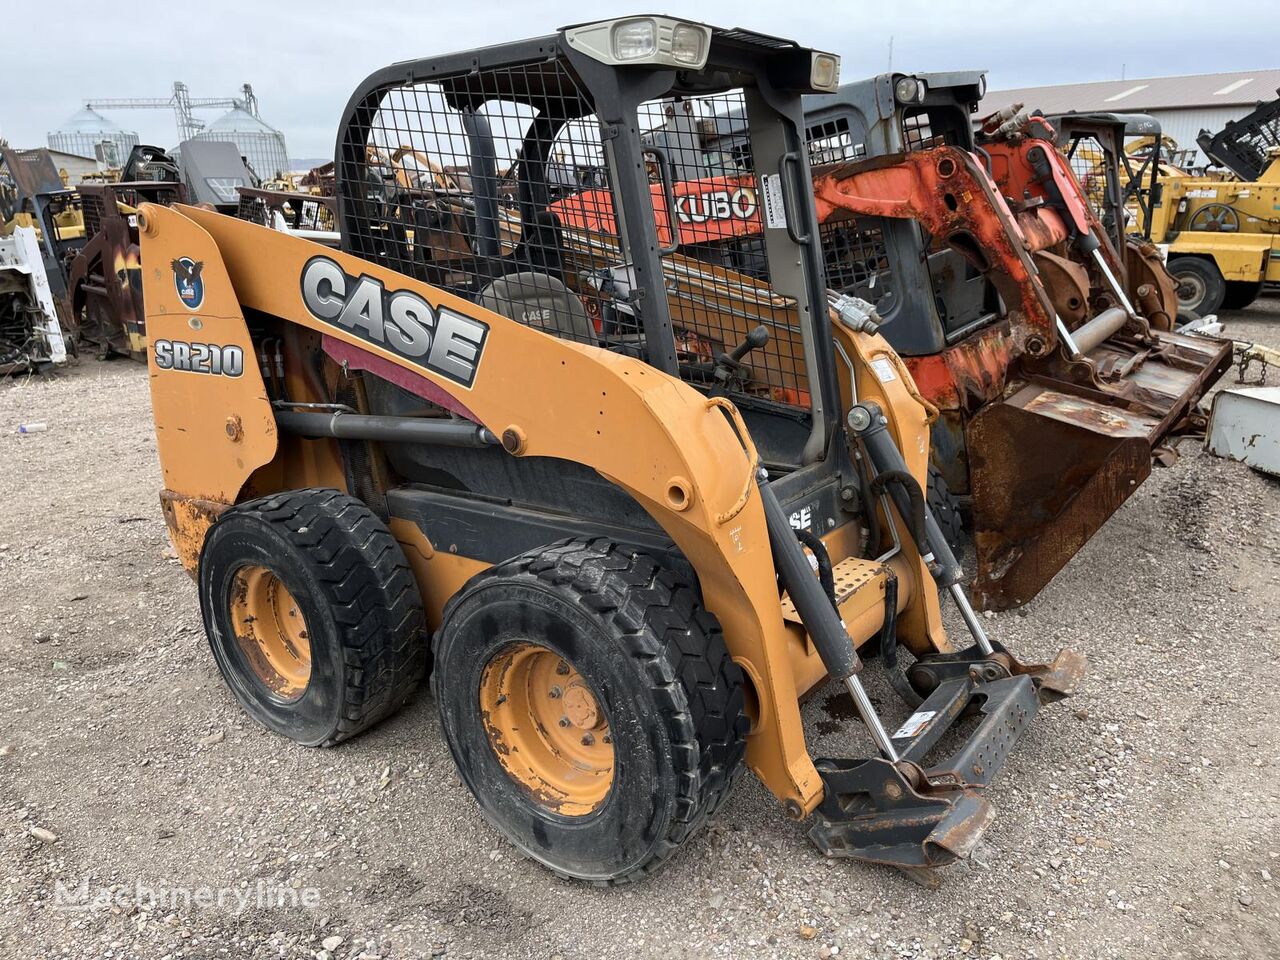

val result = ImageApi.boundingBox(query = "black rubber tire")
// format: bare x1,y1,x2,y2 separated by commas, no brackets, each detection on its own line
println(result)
199,488,427,747
1222,280,1263,311
926,463,966,554
432,537,748,885
1169,257,1226,318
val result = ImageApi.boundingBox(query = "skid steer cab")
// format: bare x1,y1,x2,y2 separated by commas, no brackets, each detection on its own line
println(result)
790,72,1231,608
139,18,1080,884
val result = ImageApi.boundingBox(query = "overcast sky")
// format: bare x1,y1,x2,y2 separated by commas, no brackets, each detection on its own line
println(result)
6,0,1276,159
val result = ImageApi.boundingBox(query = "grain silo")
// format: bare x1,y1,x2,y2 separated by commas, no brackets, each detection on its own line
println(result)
48,107,140,165
192,106,289,181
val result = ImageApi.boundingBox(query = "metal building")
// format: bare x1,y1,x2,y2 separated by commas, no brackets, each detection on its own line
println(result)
983,69,1280,167
47,107,140,166
191,106,290,181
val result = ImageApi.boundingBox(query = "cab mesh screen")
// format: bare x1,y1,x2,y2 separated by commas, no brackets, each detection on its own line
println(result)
337,60,811,407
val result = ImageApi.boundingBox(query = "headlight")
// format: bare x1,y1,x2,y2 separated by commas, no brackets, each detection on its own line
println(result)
612,19,657,61
810,52,841,92
670,22,705,65
565,17,712,70
894,76,926,104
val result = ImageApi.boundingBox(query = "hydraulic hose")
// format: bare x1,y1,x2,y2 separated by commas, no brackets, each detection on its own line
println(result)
875,572,921,708
758,472,861,680
793,526,837,611
850,402,964,588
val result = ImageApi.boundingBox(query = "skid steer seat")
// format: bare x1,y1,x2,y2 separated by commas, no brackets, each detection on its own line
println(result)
479,272,596,343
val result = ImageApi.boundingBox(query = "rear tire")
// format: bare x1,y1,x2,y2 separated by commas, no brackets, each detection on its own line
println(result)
926,463,966,554
198,488,427,747
1222,280,1263,311
1169,257,1226,318
432,538,748,884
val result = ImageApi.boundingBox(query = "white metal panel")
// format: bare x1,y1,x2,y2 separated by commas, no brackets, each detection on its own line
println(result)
0,227,66,364
1207,387,1280,477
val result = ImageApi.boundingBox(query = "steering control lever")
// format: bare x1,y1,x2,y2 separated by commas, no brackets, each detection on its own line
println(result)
714,325,770,388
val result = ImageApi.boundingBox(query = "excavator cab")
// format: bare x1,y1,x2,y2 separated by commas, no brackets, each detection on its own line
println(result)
800,73,1232,608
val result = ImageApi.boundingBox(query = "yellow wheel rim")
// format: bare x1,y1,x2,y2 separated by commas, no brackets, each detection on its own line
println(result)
479,642,614,816
228,565,312,701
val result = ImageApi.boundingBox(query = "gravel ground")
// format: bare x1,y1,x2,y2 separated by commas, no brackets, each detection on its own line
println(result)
1,297,1277,960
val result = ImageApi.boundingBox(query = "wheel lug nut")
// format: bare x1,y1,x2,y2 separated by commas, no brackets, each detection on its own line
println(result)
559,716,571,727
556,661,570,676
602,735,611,745
581,733,594,746
548,686,562,699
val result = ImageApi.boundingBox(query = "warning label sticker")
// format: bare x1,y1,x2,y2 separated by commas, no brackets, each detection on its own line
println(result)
871,357,898,382
892,710,936,739
760,173,788,230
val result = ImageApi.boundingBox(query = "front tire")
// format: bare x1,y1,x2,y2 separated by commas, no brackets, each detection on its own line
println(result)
432,538,748,884
926,463,966,554
1169,257,1226,318
198,488,427,747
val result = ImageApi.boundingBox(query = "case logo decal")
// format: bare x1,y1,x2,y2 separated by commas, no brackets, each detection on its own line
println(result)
171,258,205,310
299,256,488,388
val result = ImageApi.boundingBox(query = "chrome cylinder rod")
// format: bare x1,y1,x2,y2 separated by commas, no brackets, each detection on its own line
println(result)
1056,315,1082,359
844,675,901,762
1090,247,1139,320
948,583,996,656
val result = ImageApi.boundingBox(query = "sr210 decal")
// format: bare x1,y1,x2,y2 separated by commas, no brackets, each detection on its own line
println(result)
153,339,244,377
299,256,488,388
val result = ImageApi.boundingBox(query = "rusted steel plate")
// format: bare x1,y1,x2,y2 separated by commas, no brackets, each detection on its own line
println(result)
968,390,1154,610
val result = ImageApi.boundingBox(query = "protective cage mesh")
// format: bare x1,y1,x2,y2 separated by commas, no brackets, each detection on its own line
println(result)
803,115,894,309
1061,134,1111,223
337,57,810,407
237,189,336,233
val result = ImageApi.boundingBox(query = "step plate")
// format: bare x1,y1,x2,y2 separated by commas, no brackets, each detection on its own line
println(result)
808,674,1039,869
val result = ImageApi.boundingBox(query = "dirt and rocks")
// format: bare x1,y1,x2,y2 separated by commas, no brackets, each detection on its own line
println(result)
0,299,1277,960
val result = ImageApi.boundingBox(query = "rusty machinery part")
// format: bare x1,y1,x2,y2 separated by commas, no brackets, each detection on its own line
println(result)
432,539,748,883
978,114,1143,327
813,146,1063,360
70,178,186,360
137,19,1085,880
1234,339,1279,385
198,488,427,746
798,77,1232,610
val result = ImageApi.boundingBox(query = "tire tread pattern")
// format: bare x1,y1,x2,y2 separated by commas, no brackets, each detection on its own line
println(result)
432,536,748,885
227,488,426,745
926,463,966,554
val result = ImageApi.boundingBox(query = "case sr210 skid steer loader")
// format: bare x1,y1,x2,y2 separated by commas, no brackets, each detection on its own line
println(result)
139,18,1081,882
